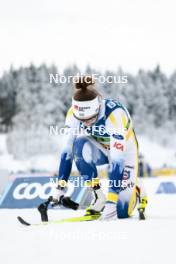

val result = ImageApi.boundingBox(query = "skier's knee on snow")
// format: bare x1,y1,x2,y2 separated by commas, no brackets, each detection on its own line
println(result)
115,187,136,218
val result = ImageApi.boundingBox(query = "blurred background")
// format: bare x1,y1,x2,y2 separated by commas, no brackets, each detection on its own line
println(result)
0,0,176,198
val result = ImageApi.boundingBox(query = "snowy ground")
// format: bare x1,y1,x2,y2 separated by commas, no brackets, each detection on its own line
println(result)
0,193,176,264
1,133,176,264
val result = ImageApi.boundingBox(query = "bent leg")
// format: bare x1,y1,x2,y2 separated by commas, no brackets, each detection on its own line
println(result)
73,136,108,181
73,136,109,212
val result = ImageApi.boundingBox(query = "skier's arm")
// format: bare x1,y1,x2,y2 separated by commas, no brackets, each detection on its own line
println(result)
57,131,75,181
58,107,79,182
53,107,79,201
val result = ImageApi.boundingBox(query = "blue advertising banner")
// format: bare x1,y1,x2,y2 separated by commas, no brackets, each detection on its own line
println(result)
156,181,176,194
0,176,92,208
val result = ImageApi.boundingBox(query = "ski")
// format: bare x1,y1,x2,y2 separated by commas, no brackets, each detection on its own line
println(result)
17,216,31,226
17,213,101,226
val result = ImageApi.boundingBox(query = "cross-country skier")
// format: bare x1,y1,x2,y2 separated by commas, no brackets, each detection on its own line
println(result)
53,76,147,220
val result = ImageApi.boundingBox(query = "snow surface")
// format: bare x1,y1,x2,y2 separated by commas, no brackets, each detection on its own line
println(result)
0,185,176,264
1,133,176,263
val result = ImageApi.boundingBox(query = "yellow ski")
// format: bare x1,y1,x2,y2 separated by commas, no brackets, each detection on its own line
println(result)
17,213,101,226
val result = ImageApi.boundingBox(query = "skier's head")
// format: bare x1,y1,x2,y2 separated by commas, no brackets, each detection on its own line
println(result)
72,76,102,126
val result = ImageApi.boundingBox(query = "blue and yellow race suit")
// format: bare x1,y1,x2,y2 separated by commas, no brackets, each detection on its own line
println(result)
57,99,143,217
